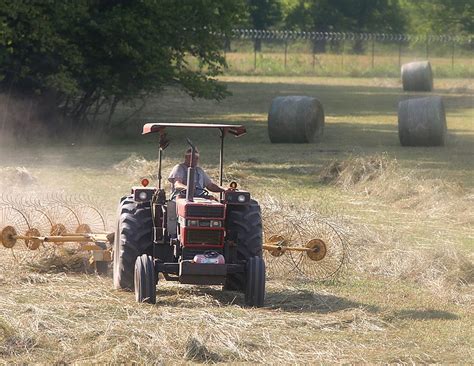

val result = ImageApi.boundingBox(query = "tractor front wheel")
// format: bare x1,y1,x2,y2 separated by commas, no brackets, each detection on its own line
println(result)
134,254,156,304
245,256,265,307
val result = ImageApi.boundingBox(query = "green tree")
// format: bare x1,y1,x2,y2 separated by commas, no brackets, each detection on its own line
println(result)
401,0,473,35
247,0,283,51
0,0,245,135
285,0,406,53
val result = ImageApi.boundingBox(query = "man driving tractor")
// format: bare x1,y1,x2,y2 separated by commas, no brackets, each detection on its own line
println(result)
168,147,226,194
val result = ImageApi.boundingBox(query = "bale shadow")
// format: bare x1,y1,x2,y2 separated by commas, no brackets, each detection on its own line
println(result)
391,309,460,321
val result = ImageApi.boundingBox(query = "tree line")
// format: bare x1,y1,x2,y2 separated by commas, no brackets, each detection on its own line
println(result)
0,0,472,137
247,0,472,52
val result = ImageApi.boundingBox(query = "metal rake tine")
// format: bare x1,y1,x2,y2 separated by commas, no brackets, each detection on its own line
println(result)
264,251,296,279
0,193,10,207
302,217,348,281
263,214,303,278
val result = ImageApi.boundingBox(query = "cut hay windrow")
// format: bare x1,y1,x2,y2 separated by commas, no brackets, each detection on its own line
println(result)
318,153,396,189
317,154,474,226
349,225,474,305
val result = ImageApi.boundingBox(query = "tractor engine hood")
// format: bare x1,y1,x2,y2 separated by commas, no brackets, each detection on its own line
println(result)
175,197,225,248
176,197,225,220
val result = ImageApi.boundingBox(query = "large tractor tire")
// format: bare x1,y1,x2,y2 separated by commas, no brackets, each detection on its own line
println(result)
134,254,156,304
245,256,265,307
224,200,263,292
113,197,153,290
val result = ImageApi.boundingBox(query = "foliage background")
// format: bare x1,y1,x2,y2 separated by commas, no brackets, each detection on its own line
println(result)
0,0,472,137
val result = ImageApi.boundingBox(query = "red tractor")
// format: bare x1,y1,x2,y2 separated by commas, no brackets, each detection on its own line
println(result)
113,123,265,307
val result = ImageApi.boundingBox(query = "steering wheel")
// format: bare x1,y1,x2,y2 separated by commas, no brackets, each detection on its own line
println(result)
171,187,211,200
194,187,211,198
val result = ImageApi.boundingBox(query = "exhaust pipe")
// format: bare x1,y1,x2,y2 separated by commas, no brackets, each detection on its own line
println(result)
186,166,195,202
185,138,196,202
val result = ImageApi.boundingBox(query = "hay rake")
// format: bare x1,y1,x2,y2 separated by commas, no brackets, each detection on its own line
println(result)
0,194,111,267
261,206,348,281
0,193,348,281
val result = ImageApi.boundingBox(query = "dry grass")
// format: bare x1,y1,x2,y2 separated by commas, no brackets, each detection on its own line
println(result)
0,167,38,187
349,222,474,305
26,248,96,275
319,153,474,224
0,76,472,363
1,184,471,363
0,184,471,363
0,155,472,363
0,266,470,358
314,154,474,306
1,253,472,364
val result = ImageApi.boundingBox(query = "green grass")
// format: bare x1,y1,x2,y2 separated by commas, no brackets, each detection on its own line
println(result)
0,76,472,363
219,51,474,78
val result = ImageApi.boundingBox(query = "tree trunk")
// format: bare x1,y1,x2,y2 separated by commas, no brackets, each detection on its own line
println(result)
312,39,326,53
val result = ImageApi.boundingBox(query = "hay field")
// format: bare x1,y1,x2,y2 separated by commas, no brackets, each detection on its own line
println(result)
0,76,473,364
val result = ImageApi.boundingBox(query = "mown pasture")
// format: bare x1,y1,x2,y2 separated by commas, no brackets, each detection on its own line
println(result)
0,76,472,363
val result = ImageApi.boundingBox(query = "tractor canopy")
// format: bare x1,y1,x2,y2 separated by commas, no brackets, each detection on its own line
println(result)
142,122,246,191
142,123,246,137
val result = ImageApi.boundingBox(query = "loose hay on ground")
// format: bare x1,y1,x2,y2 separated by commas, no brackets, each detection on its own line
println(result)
318,153,474,223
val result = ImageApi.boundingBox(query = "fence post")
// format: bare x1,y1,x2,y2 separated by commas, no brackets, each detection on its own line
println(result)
341,40,344,71
371,39,375,68
254,43,257,71
398,42,402,69
451,42,455,70
284,40,288,70
223,37,230,64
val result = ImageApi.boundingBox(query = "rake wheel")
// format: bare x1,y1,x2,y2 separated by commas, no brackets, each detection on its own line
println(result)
262,212,300,278
292,217,347,281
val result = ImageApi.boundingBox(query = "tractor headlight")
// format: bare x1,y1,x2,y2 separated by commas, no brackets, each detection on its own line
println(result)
237,194,246,203
210,220,222,227
132,187,156,202
187,220,198,227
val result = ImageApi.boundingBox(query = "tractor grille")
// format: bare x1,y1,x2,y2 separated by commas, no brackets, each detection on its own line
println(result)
187,205,224,218
186,229,222,246
182,248,223,261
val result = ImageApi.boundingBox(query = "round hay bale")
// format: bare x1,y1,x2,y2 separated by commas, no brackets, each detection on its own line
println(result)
268,96,324,143
401,61,433,92
398,96,447,146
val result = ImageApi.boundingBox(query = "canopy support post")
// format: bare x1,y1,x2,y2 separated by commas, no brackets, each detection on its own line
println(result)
219,128,225,200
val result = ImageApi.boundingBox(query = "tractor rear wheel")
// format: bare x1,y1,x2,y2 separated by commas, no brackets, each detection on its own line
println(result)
134,254,156,304
224,200,263,292
113,197,153,290
245,256,265,307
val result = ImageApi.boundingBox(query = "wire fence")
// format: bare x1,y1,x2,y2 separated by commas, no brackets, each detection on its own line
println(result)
221,29,473,76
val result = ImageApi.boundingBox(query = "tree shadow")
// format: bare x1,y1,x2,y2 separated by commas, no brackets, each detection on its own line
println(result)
225,120,474,187
149,81,473,119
